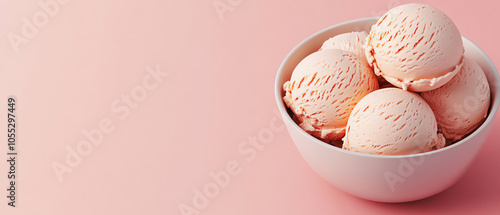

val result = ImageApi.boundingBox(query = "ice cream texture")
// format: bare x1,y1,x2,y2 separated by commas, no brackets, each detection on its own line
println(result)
421,57,490,141
320,32,369,63
281,3,491,155
283,49,379,140
365,3,464,92
343,88,445,155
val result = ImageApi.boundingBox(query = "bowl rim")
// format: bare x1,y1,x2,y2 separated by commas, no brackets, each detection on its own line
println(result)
274,17,500,159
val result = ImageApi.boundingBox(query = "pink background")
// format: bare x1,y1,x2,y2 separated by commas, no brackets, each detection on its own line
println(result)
0,0,499,214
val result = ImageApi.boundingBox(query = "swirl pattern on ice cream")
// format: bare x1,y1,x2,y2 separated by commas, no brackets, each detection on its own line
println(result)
283,49,379,141
343,88,445,155
365,3,464,92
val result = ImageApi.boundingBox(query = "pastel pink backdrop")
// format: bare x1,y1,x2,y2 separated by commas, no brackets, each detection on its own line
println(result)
0,0,499,214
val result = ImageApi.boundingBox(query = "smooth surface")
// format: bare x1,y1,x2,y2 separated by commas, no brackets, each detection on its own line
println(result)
1,0,500,214
276,18,500,202
421,57,491,141
320,31,369,63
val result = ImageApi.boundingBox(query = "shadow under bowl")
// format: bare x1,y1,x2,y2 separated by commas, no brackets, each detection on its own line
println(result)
274,17,500,202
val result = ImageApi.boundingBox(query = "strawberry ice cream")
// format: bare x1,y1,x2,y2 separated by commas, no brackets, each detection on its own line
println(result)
420,57,491,141
320,31,369,63
365,3,464,92
343,88,445,155
283,49,379,141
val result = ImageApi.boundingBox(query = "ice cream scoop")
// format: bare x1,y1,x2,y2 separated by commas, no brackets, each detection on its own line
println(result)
320,31,369,63
365,3,464,92
343,88,445,155
321,31,388,87
420,57,490,141
283,49,379,141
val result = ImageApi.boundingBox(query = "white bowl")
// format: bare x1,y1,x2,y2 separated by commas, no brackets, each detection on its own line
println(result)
274,17,500,202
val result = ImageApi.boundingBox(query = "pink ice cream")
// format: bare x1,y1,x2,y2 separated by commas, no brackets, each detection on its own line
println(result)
365,3,464,92
420,57,490,141
283,49,379,141
320,31,387,87
320,31,369,63
343,88,445,155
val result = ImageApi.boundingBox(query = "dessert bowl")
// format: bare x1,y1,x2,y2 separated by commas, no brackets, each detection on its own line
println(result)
274,17,500,202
